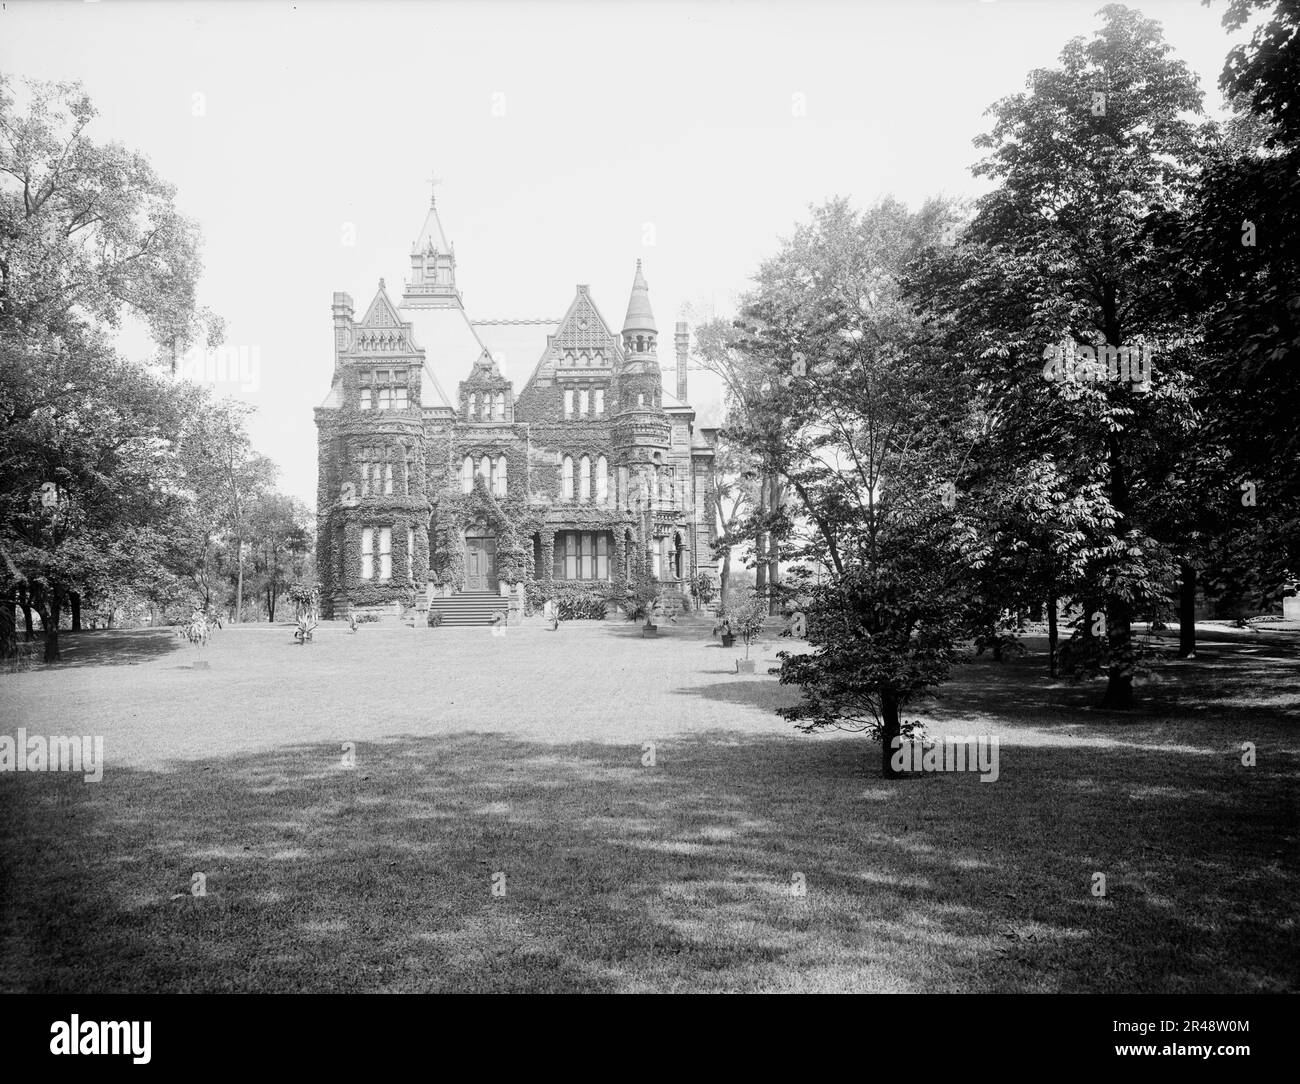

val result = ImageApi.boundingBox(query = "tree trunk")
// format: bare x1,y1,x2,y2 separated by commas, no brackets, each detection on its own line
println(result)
1103,597,1134,709
37,587,62,663
1047,591,1058,678
235,537,245,623
766,475,782,615
1179,562,1196,658
881,690,902,780
719,549,731,611
70,591,81,632
20,587,33,640
0,590,16,660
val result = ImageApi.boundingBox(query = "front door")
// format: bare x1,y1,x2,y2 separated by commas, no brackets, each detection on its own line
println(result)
465,536,497,592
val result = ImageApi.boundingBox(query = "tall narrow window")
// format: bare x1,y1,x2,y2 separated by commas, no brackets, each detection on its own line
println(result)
378,386,392,410
482,396,491,421
361,528,374,581
563,389,574,418
579,532,593,580
477,456,491,484
383,462,394,495
378,527,392,581
461,456,473,494
565,532,577,580
395,385,409,409
371,462,383,496
360,453,371,498
468,393,476,420
594,388,604,415
360,387,373,410
579,455,591,501
595,532,609,580
578,389,589,416
407,528,415,581
562,455,574,499
494,392,505,420
494,455,507,496
595,456,608,504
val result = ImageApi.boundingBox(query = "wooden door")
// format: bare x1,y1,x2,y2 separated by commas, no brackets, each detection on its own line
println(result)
465,537,497,592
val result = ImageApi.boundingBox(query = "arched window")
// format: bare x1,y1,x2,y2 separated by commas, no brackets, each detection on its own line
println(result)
476,456,491,484
481,396,491,421
494,392,505,420
467,393,476,420
578,389,589,416
579,455,591,501
595,455,608,504
562,455,574,499
494,455,507,496
461,456,473,494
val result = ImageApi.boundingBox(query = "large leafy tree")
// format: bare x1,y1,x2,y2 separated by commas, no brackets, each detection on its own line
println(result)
724,197,981,778
0,77,220,657
910,4,1208,707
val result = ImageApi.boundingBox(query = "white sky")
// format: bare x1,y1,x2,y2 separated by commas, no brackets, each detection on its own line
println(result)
1,0,1249,504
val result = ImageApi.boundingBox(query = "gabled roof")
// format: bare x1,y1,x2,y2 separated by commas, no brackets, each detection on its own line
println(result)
520,285,623,394
359,280,405,330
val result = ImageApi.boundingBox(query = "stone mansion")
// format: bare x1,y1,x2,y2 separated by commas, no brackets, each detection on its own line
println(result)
314,192,718,620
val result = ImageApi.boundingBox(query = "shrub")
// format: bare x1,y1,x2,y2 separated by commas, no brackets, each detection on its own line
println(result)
556,588,607,621
427,610,443,628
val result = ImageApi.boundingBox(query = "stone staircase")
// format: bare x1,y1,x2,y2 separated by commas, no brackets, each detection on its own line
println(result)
427,591,510,627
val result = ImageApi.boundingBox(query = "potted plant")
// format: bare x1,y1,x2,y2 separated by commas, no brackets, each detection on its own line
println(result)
730,597,767,673
621,573,661,636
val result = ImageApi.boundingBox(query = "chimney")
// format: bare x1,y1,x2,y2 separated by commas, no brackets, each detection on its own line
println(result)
332,292,354,375
675,321,689,404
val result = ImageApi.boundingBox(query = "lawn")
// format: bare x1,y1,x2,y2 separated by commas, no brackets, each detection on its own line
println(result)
0,622,1296,992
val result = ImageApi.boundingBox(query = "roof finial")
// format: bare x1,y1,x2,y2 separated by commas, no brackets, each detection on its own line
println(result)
427,171,442,207
379,277,386,290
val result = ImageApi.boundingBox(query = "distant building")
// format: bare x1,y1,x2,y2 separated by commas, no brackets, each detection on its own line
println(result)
314,190,717,619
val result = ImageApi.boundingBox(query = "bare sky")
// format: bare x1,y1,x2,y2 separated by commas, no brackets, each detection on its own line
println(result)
0,0,1249,504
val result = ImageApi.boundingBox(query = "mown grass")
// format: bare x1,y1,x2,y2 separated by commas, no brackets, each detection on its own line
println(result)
0,624,1295,992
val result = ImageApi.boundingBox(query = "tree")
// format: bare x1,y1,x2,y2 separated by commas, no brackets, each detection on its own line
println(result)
910,4,1207,707
0,332,195,660
247,493,312,621
726,196,979,777
0,77,218,658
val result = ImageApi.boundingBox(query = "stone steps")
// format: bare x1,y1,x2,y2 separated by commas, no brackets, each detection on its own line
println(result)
428,592,510,627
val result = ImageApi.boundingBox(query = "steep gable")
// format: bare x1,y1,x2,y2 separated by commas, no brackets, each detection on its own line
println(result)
520,285,624,394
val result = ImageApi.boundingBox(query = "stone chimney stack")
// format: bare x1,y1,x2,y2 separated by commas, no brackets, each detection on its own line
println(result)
675,321,689,404
332,292,354,375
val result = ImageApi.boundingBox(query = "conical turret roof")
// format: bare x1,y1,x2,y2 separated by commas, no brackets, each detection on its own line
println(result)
621,259,657,335
412,197,451,254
